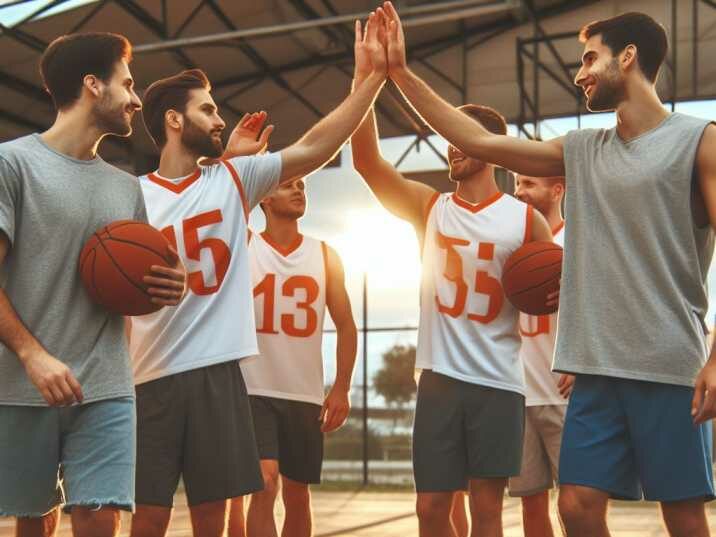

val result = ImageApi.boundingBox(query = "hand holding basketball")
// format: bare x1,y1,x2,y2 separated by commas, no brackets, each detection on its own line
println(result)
144,245,187,307
502,241,563,315
22,349,83,407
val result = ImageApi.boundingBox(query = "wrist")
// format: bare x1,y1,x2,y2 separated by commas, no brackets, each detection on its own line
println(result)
332,379,351,393
17,342,44,365
389,65,410,86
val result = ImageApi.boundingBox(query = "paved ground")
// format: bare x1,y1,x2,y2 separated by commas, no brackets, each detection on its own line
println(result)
3,490,716,536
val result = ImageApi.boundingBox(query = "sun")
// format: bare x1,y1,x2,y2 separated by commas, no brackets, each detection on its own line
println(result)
331,208,422,290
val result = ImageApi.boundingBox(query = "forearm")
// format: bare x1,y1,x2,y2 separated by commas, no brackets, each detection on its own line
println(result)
391,68,493,158
282,73,385,180
0,288,45,364
334,321,358,392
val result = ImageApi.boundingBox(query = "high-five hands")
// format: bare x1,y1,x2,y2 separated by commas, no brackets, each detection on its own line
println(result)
224,111,274,158
380,1,408,77
354,10,388,81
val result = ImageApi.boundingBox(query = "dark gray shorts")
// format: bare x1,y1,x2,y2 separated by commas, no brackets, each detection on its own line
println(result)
135,361,263,507
412,370,525,492
249,396,323,484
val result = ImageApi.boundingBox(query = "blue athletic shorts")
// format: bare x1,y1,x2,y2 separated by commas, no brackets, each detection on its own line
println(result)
0,397,135,517
559,374,714,502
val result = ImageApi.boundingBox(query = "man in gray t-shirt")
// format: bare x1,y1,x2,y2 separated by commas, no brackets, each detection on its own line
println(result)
374,4,716,537
0,33,186,537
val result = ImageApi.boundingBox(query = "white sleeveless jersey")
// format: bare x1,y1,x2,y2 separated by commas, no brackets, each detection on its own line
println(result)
241,233,328,405
416,192,532,395
130,154,281,385
520,222,565,406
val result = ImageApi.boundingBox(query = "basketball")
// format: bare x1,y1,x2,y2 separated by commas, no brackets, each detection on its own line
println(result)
79,220,174,316
501,241,563,316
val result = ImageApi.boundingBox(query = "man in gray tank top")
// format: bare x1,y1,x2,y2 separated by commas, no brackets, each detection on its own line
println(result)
0,34,187,537
378,2,716,536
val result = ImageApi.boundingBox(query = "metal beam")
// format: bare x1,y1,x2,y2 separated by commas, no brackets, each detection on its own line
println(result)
134,0,513,53
0,70,52,106
204,0,323,120
0,108,46,132
172,0,209,39
0,21,46,52
520,48,579,98
69,0,112,34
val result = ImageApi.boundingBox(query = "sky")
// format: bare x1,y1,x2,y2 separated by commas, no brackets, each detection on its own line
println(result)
3,1,716,402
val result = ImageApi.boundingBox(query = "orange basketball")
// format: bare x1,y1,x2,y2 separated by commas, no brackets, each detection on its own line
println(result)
501,241,563,316
79,220,173,316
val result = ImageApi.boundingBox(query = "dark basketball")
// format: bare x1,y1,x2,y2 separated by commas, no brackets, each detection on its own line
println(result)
79,220,173,316
502,241,563,316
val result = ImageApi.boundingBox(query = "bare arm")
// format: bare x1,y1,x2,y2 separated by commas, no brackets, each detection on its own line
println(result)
319,246,358,433
280,16,387,183
381,2,565,178
530,209,553,242
692,123,716,424
0,232,83,406
351,103,437,230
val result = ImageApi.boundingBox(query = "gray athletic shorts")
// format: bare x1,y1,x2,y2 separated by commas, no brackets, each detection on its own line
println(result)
249,396,323,484
412,370,525,492
508,404,566,497
135,361,263,507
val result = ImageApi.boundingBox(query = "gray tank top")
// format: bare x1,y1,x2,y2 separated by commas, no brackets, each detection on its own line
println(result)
557,113,714,386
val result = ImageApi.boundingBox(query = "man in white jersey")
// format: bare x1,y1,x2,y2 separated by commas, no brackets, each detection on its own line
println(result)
378,3,716,535
128,15,387,537
225,177,357,537
511,174,573,537
352,43,552,536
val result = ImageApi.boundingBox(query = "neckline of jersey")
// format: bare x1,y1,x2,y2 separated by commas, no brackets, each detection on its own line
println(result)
147,168,202,194
451,191,503,213
615,112,675,145
552,220,565,235
260,232,304,257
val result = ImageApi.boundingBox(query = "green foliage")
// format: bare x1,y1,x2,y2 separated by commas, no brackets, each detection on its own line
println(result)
372,344,417,408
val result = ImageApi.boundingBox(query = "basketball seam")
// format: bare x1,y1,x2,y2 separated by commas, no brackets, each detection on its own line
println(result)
95,232,153,298
503,248,563,276
103,237,172,265
509,275,561,297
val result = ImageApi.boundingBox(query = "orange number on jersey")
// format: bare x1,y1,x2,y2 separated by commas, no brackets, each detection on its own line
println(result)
467,242,503,324
254,274,279,334
435,232,470,317
520,315,550,337
254,274,320,337
161,209,231,296
434,232,504,323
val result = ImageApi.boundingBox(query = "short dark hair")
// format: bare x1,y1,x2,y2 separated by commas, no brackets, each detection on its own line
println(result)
40,32,132,110
580,12,667,83
458,104,507,136
142,69,211,148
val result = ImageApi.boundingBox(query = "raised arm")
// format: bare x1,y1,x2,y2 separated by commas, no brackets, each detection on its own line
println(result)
381,1,565,178
279,15,387,183
319,246,358,433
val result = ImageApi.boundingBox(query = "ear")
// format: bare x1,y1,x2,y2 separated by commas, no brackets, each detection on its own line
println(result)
83,74,101,98
622,44,637,70
165,109,183,131
553,182,565,199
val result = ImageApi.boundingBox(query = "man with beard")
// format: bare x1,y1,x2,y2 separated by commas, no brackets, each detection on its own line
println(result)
511,174,573,537
128,14,386,537
351,85,553,537
229,177,356,537
0,33,187,537
379,3,716,535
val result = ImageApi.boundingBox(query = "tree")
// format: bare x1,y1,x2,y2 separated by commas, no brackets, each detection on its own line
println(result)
373,344,417,409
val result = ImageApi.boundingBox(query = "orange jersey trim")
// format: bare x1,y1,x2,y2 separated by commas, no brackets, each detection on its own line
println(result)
147,169,201,194
423,191,441,227
261,231,304,257
523,204,534,244
552,219,565,236
220,159,250,224
451,191,503,214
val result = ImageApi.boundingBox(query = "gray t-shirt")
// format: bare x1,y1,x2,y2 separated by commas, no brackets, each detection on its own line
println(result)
0,134,147,405
557,113,714,386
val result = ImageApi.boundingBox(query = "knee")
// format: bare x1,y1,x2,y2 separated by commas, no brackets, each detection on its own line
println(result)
558,487,600,529
521,491,549,518
72,507,120,537
470,494,502,524
130,506,170,537
282,481,310,508
416,494,452,524
259,467,280,498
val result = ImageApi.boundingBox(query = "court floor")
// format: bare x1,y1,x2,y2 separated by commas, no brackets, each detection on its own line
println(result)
3,489,716,536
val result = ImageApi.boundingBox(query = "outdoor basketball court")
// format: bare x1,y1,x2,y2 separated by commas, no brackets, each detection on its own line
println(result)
3,489,716,537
